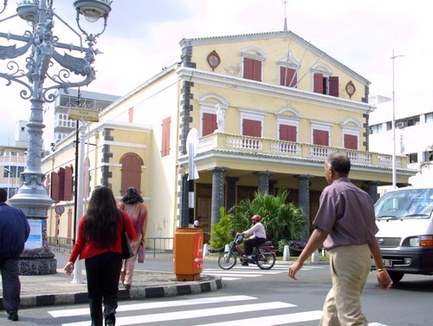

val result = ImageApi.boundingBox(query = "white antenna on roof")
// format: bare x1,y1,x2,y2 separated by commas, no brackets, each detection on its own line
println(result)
283,0,288,32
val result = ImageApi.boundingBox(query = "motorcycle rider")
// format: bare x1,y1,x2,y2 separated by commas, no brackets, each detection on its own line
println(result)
241,214,267,263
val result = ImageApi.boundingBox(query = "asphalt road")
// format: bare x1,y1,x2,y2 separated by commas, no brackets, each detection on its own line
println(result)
5,253,433,325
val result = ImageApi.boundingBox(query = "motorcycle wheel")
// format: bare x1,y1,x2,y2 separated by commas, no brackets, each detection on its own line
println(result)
257,252,276,270
217,251,237,270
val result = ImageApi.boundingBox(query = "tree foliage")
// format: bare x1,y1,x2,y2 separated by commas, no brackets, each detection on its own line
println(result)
210,190,308,249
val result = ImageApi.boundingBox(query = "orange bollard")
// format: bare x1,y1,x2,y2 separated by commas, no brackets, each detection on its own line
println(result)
173,228,203,281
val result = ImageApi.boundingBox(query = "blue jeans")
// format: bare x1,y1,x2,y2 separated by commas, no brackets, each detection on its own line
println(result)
85,252,122,326
0,257,20,314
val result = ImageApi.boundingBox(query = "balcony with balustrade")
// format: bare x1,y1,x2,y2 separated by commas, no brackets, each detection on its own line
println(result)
188,132,414,185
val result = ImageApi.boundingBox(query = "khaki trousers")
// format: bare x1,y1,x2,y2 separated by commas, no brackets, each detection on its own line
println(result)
320,244,371,326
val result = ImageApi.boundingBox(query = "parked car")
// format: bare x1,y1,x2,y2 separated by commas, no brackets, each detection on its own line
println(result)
374,187,433,283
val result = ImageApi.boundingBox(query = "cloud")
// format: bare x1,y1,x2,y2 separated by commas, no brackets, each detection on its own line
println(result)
1,0,432,144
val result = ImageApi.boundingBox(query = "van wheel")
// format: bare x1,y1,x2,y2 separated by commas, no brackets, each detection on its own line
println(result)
388,271,404,283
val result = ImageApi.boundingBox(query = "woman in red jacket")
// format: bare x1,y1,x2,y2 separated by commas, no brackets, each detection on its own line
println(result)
64,186,136,326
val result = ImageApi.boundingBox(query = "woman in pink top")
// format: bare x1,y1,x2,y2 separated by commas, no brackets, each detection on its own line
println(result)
118,187,148,290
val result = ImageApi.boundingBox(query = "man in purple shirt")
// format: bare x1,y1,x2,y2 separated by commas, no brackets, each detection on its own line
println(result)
288,153,392,325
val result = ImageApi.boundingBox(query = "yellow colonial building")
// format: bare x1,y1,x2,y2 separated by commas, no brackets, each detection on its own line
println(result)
42,31,415,248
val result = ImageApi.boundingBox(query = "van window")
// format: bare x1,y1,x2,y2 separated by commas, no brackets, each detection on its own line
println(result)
375,188,433,220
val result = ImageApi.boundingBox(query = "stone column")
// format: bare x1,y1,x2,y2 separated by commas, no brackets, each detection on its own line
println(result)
297,175,311,240
225,176,239,211
256,171,271,194
367,181,379,203
210,168,225,231
269,180,277,195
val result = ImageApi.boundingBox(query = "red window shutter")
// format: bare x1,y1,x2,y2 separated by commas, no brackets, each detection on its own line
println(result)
202,113,217,136
58,168,65,201
313,129,329,146
121,154,142,195
161,117,171,157
314,73,324,93
329,76,339,97
279,124,297,141
244,58,253,79
128,107,134,123
344,134,358,150
280,67,297,87
243,58,262,81
253,60,262,81
242,119,261,137
51,171,60,203
63,166,73,201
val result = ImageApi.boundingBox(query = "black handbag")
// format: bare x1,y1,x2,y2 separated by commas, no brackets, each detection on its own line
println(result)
121,214,134,259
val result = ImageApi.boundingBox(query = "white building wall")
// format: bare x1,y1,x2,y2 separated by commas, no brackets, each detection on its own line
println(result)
369,101,433,187
100,71,180,241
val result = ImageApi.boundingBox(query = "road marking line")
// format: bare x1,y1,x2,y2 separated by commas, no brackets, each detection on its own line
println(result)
196,310,323,325
49,295,256,317
206,273,262,277
61,301,295,326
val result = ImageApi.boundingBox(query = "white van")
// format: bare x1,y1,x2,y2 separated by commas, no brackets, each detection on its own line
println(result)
374,187,433,283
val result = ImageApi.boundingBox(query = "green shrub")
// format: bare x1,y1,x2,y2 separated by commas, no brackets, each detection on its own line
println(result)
210,190,308,249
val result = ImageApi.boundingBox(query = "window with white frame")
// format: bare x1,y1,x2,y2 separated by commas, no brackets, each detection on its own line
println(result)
278,118,298,142
240,110,264,137
311,122,332,146
311,63,339,97
201,106,218,136
369,124,383,134
198,94,229,137
241,46,266,82
408,153,418,163
343,131,359,150
278,53,299,88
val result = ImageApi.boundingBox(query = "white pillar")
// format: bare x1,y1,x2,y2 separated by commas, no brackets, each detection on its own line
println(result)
72,122,87,284
311,250,320,263
283,244,290,261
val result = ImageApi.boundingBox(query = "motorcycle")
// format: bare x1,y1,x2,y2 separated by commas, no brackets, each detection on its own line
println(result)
217,233,276,270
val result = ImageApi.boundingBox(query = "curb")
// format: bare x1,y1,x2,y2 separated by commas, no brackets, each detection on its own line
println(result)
16,275,223,309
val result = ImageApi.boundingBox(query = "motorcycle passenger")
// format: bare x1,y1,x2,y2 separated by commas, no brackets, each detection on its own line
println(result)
242,214,267,261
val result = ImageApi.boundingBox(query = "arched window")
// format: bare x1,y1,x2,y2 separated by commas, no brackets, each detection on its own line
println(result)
120,154,143,195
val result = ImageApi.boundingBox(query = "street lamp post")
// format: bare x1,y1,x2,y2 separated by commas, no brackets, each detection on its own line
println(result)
0,0,112,275
391,50,404,189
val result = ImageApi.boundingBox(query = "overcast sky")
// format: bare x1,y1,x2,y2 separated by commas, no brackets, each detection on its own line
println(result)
0,0,431,145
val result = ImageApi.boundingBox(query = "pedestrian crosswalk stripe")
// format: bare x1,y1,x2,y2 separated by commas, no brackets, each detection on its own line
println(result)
61,301,295,326
49,295,257,318
49,294,387,326
205,272,263,277
205,268,283,275
196,310,323,326
203,265,322,281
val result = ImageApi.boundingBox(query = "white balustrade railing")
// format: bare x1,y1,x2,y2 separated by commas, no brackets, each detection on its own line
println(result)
195,133,405,168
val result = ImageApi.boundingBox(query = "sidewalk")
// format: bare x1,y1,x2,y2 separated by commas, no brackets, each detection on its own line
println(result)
0,252,222,310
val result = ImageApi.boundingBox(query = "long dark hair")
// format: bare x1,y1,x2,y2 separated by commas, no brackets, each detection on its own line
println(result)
83,186,119,248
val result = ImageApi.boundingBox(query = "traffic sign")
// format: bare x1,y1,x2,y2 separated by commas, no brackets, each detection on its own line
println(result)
68,107,99,122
